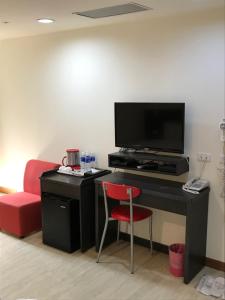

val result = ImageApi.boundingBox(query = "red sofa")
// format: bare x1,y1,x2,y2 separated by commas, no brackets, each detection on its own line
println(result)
0,159,59,237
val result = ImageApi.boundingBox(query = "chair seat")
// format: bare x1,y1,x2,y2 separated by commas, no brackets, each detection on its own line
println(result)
111,205,152,222
0,192,40,207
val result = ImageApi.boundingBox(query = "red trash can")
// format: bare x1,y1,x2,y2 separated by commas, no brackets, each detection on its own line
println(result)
169,243,185,277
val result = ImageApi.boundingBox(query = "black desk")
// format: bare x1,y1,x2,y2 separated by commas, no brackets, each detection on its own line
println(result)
95,172,209,284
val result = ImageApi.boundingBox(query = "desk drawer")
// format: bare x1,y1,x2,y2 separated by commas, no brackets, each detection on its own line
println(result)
134,190,186,215
96,184,187,215
41,179,80,199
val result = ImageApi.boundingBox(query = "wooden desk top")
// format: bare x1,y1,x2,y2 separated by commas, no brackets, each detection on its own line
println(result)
95,172,209,215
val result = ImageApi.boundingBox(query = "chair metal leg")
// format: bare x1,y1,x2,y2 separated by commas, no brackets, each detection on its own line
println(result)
117,221,120,242
96,219,108,263
149,216,153,255
130,220,134,274
128,189,134,274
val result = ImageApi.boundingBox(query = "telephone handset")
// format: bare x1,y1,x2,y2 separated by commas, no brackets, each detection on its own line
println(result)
182,178,209,194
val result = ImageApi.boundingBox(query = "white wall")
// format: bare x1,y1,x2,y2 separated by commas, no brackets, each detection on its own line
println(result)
0,8,224,262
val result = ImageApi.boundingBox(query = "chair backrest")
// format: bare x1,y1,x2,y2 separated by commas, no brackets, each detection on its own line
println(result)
102,181,141,201
24,159,59,195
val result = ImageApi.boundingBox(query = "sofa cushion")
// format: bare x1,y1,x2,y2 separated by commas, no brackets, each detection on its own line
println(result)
0,192,41,237
0,192,40,207
23,159,59,195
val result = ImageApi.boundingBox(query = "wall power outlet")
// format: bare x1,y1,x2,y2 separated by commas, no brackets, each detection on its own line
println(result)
197,152,212,162
219,119,225,130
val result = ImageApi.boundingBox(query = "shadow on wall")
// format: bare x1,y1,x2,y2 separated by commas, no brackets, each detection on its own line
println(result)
0,133,61,191
37,136,63,166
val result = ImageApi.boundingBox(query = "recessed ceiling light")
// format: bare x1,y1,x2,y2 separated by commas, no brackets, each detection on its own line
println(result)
37,18,55,24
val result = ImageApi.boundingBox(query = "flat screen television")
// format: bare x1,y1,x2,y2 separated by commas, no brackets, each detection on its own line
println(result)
115,102,185,154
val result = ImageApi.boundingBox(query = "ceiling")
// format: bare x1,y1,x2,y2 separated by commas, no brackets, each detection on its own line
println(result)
0,0,224,40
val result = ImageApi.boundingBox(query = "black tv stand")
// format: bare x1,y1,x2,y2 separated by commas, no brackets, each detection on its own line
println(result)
119,148,137,153
108,152,189,176
137,162,158,170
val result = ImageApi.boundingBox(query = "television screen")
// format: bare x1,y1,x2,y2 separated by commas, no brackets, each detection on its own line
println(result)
115,102,185,153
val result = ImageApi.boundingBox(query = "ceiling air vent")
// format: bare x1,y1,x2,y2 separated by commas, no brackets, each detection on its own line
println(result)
74,2,151,19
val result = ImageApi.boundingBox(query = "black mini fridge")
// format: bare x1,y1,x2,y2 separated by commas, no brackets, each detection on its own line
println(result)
40,169,111,253
42,193,80,253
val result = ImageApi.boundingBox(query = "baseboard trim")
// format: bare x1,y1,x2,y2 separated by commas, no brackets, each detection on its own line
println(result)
120,232,225,272
0,186,16,194
120,232,169,253
205,257,225,272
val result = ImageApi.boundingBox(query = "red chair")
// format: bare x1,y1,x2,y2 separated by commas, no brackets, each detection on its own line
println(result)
0,159,59,237
97,181,153,273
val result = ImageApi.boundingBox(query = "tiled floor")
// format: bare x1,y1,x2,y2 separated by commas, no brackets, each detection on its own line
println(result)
0,231,223,300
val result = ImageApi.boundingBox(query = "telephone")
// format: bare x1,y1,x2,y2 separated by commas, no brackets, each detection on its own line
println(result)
182,178,209,194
